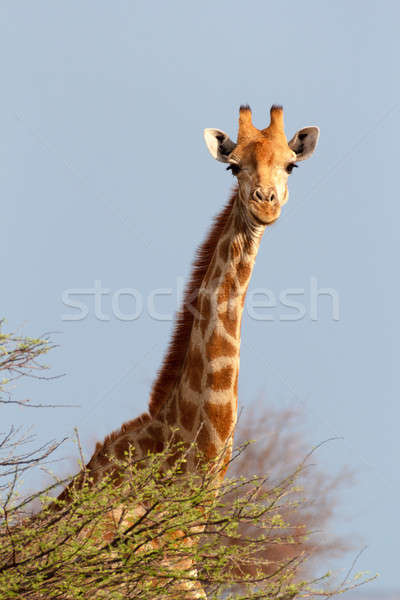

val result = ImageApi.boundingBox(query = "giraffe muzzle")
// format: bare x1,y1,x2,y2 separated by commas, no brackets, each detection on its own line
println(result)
252,188,277,204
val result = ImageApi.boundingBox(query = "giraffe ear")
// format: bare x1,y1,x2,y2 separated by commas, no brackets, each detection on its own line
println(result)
288,126,320,161
204,128,236,163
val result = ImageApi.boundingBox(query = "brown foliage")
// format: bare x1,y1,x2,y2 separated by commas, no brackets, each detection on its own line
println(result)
225,403,354,578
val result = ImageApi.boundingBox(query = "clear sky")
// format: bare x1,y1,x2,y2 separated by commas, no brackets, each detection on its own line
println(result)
1,1,399,595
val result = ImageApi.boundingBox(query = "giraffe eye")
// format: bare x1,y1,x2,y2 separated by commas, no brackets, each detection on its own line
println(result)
226,163,241,176
286,163,298,174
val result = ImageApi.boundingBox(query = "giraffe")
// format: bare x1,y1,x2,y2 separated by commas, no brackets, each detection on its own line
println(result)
59,104,319,598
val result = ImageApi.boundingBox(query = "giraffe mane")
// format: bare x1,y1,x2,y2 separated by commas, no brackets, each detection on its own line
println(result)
148,189,237,417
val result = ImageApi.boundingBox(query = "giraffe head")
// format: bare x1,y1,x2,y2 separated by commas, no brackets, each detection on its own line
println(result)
204,105,319,224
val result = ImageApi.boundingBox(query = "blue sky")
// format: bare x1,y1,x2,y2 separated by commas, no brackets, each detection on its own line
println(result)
1,1,399,595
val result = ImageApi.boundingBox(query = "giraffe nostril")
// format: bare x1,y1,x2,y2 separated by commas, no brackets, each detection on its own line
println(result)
269,192,276,203
253,189,264,203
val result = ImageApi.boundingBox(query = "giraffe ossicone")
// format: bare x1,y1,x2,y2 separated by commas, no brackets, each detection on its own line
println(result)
59,104,319,598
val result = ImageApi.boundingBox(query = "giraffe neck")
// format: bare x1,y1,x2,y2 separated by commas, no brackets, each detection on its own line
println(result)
160,191,265,457
69,191,265,490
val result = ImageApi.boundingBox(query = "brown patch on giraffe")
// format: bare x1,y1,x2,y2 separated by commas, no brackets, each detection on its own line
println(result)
186,345,204,393
178,392,198,432
102,513,117,543
138,437,152,454
207,365,234,392
237,261,252,286
204,400,234,441
114,437,130,459
217,272,237,305
211,265,222,282
197,422,217,460
206,330,236,360
147,422,163,441
155,439,164,453
219,306,239,337
231,242,242,259
139,436,163,455
199,294,211,337
95,452,109,467
219,237,230,262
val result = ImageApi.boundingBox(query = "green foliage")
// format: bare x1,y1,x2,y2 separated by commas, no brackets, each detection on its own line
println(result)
0,319,56,403
0,442,371,600
0,320,373,599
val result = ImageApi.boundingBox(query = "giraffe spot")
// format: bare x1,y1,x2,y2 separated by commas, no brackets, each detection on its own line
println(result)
197,421,217,460
231,242,242,259
207,365,234,392
187,346,204,393
139,436,163,455
204,400,234,442
237,261,252,286
114,437,130,460
199,295,211,336
206,330,236,360
96,452,109,467
219,237,230,262
213,265,222,280
103,516,116,543
155,439,164,453
147,423,163,442
220,307,239,337
234,371,239,396
217,272,237,305
178,393,198,432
